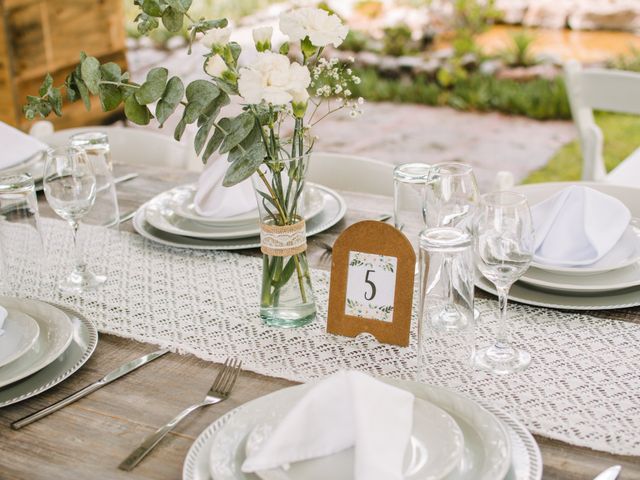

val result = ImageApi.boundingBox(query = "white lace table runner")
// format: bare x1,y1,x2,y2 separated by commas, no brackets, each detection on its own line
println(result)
4,219,640,456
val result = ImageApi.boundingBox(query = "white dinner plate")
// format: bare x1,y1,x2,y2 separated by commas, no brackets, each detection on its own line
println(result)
514,183,640,275
0,301,98,408
133,184,347,251
184,379,518,480
208,397,464,480
0,309,40,368
170,185,325,227
520,261,640,294
0,297,74,388
1,153,45,183
477,274,640,310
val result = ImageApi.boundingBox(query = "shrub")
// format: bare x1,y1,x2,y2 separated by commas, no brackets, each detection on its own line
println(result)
502,31,538,67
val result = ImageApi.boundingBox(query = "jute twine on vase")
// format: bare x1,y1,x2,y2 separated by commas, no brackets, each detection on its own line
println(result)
260,219,307,256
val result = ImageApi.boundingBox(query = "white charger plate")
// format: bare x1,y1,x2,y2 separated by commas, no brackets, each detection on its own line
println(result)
477,274,640,310
0,297,74,388
520,261,640,294
170,185,325,227
514,183,640,275
209,397,464,480
0,309,40,368
0,301,98,408
133,184,347,251
183,379,525,480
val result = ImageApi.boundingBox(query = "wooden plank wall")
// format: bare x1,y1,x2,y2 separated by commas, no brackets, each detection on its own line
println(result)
0,0,128,131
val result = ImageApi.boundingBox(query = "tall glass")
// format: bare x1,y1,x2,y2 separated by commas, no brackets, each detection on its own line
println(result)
0,174,45,294
252,154,316,327
43,146,105,294
417,227,475,389
393,163,431,251
69,132,120,228
474,191,534,374
425,162,479,232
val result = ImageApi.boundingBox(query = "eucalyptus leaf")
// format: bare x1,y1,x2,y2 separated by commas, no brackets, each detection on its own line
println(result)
219,112,255,153
124,95,151,125
185,79,219,103
222,142,264,186
135,67,168,105
39,74,53,97
156,76,184,126
162,7,183,32
49,87,63,116
137,13,159,34
65,74,80,102
141,0,163,16
165,0,191,13
202,117,230,163
80,55,101,95
194,119,214,155
227,124,264,163
174,117,187,141
76,77,91,110
98,84,122,111
100,62,122,81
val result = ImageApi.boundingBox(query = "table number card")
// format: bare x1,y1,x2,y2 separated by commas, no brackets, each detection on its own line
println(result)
327,220,416,346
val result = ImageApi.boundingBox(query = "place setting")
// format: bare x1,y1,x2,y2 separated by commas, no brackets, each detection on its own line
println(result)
133,154,347,251
476,183,640,310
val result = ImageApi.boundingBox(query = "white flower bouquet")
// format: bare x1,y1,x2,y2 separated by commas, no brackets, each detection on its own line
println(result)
23,3,363,326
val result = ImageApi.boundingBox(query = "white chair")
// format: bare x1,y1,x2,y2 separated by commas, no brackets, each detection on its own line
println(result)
307,152,395,196
564,60,640,186
29,121,197,170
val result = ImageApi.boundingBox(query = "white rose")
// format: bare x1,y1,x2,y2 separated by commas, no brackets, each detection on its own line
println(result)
279,8,348,47
238,52,311,105
202,26,231,47
204,54,227,78
252,26,273,45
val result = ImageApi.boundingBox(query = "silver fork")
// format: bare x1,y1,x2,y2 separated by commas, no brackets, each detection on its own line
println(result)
118,357,242,471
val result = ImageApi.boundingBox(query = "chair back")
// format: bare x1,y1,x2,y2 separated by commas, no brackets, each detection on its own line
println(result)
564,61,640,182
30,122,194,170
307,152,395,197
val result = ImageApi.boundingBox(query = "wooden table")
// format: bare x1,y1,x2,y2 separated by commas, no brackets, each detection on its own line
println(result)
1,163,639,480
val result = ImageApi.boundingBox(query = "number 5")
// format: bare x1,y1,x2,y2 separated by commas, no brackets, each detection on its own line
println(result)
364,269,376,301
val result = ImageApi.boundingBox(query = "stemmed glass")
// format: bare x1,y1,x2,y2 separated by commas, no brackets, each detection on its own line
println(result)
474,191,534,374
43,146,106,294
424,162,479,329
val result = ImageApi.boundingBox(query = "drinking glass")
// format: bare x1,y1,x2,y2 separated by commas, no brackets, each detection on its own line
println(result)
424,162,479,325
43,146,105,294
0,174,45,294
393,163,431,250
417,227,476,389
474,191,534,374
69,132,120,228
424,162,479,232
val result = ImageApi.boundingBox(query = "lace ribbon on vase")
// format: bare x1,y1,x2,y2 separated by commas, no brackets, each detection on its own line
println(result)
4,218,640,456
260,219,306,256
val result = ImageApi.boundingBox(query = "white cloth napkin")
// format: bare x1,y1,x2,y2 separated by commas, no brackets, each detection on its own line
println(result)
193,155,257,218
0,122,48,171
241,371,414,480
531,185,631,266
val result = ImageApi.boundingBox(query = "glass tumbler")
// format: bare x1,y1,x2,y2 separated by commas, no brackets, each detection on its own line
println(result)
417,227,475,389
393,163,431,251
0,174,45,295
69,132,120,228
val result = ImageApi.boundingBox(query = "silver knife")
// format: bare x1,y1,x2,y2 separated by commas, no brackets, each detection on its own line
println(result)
594,466,622,480
11,348,169,430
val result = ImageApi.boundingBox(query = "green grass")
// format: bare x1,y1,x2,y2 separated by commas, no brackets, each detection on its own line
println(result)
351,67,571,120
523,112,640,183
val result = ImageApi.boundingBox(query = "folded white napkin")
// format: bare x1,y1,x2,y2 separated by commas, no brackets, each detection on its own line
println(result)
532,186,631,266
193,155,257,219
242,371,414,480
0,122,48,171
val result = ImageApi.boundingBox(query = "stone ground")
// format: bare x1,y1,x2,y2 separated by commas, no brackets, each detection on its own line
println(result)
126,43,576,192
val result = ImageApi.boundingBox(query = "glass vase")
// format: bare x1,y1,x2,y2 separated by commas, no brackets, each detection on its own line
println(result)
252,154,316,328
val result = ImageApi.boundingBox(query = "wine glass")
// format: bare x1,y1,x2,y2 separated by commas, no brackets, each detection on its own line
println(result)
424,162,479,329
474,191,534,374
43,146,106,294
